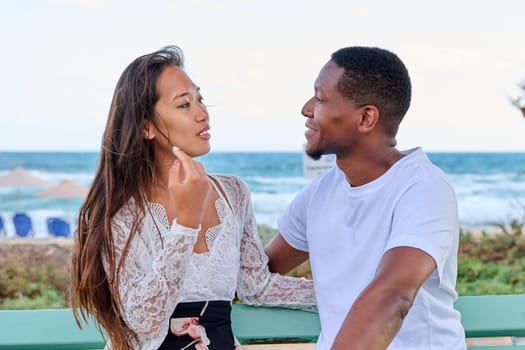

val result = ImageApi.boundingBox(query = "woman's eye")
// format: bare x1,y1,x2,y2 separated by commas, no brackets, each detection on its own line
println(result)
315,96,323,103
178,102,190,109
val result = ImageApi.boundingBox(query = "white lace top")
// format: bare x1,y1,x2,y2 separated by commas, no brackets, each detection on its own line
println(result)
106,175,316,350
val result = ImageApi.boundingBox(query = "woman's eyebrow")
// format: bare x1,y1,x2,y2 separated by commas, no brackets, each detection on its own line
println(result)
172,87,201,101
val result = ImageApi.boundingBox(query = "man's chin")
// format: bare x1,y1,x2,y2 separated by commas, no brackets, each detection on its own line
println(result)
306,148,323,161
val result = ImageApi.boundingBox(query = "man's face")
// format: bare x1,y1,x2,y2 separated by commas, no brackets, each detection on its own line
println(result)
301,60,362,160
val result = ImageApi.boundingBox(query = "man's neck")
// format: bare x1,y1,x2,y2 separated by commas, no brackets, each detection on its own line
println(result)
336,147,404,187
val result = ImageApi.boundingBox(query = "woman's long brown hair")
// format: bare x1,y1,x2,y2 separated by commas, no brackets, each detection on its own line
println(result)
70,46,184,350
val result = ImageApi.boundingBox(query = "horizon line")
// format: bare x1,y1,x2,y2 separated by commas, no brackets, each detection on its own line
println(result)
1,149,525,154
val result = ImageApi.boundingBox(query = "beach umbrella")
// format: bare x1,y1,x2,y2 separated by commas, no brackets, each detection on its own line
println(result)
36,179,89,200
36,179,89,223
0,167,52,211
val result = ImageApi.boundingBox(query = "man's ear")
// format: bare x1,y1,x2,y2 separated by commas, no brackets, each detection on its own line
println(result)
357,105,380,134
143,119,155,140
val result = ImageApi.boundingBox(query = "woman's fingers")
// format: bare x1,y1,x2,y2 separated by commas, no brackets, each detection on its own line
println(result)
171,147,205,182
168,146,210,228
170,147,190,182
193,161,206,176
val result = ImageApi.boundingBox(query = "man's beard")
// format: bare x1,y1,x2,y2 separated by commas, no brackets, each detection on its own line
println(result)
305,147,323,161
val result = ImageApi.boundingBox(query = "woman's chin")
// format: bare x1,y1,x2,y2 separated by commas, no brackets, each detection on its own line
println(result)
188,145,211,158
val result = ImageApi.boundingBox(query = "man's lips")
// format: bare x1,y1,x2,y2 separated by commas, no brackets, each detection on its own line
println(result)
305,122,318,132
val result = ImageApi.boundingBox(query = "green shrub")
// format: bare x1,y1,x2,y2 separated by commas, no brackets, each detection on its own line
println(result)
258,224,278,246
2,289,67,310
456,223,525,295
0,257,69,310
2,220,525,309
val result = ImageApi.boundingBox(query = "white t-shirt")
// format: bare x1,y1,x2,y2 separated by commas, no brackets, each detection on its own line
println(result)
278,148,466,350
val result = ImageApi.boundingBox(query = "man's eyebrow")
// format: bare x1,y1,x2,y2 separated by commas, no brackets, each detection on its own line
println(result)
172,87,201,101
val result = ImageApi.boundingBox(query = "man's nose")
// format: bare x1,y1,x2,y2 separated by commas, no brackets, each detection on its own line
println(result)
301,97,314,118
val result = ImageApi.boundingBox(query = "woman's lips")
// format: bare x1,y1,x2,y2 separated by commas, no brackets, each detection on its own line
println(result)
197,129,211,140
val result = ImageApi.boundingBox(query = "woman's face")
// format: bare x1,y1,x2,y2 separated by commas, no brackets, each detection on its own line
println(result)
147,65,210,158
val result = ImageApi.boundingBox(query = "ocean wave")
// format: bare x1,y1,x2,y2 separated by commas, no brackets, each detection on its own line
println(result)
246,176,309,186
1,151,525,233
251,192,298,213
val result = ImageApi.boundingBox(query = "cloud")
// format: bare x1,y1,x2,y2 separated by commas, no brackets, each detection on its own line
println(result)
403,44,486,72
50,0,107,9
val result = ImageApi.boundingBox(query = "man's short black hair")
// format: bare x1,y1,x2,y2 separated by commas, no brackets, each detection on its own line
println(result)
331,46,412,136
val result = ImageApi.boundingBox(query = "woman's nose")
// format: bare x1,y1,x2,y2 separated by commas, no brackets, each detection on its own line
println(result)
196,100,209,121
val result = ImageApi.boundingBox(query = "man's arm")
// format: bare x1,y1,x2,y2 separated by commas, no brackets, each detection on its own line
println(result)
265,233,309,274
331,246,436,350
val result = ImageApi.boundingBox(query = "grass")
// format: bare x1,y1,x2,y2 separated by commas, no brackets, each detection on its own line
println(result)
1,221,525,309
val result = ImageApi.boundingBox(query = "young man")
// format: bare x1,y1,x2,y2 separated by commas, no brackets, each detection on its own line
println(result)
266,46,466,349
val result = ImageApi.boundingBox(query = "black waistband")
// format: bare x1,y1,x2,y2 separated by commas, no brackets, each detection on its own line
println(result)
172,300,231,322
160,301,234,349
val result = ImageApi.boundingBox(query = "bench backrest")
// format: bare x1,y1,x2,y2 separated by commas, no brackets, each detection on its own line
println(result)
1,294,525,349
455,294,525,338
0,309,103,349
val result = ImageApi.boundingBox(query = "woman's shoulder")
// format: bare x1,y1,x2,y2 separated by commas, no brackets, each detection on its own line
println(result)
209,174,251,208
210,174,249,192
112,196,144,228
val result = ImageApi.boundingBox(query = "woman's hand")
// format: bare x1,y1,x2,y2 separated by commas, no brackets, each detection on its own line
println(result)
169,147,210,228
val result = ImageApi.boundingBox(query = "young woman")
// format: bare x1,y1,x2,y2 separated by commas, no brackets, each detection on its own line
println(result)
70,46,315,350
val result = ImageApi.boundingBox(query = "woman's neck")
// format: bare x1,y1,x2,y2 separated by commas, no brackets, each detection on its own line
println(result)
146,159,173,204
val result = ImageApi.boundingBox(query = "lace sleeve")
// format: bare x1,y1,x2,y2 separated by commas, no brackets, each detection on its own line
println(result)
233,179,317,312
110,204,199,339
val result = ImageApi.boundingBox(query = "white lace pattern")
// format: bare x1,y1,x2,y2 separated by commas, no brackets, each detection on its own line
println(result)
106,175,316,350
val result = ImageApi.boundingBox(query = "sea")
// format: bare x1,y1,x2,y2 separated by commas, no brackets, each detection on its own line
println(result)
1,151,525,238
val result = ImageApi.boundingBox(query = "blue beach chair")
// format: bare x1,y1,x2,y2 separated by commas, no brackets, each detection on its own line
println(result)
0,216,6,236
12,213,34,237
47,217,71,238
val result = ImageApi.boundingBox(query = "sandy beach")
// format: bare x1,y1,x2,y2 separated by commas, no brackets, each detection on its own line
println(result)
0,237,73,272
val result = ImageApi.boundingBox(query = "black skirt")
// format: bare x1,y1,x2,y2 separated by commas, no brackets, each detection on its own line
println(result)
158,300,235,350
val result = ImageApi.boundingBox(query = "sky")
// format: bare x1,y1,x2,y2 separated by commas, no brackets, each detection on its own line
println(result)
1,0,524,152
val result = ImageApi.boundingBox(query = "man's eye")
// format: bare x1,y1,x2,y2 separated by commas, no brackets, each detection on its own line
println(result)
178,102,190,109
315,97,323,103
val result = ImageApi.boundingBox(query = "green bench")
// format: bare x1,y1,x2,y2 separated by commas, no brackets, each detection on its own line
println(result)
1,294,525,349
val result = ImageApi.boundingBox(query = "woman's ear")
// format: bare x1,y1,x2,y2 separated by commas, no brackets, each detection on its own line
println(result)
143,119,155,140
357,105,380,134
